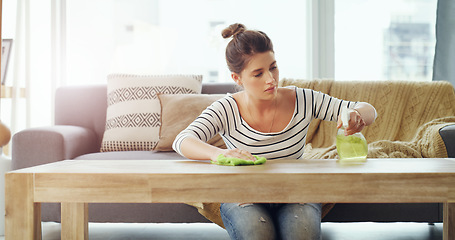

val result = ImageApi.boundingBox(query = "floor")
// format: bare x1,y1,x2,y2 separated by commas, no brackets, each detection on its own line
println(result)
0,222,444,240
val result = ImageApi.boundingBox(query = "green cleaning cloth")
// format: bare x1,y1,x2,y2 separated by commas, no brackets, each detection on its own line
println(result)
211,154,267,166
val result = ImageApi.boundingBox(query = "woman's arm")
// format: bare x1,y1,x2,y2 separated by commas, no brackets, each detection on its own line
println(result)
337,102,377,135
179,137,256,162
353,102,377,126
173,97,257,162
179,137,224,161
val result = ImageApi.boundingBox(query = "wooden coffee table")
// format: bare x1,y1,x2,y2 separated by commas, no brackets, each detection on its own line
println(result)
5,158,455,240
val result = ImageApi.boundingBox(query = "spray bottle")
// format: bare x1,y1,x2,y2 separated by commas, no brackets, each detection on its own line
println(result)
336,107,368,163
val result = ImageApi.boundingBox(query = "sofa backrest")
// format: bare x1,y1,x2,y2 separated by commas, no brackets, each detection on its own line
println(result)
55,82,239,147
279,79,455,147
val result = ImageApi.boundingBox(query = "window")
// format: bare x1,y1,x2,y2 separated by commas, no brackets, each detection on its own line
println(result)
2,0,440,134
334,0,437,81
66,0,309,85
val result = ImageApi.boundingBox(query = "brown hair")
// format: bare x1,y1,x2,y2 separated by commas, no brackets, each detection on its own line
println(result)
222,23,274,74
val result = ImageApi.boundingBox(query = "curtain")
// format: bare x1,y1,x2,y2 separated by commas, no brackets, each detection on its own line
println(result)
433,0,455,85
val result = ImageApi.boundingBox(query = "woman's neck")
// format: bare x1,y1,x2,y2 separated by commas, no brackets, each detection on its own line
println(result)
243,92,277,114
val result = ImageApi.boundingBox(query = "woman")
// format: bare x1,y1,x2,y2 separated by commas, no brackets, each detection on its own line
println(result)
173,23,377,240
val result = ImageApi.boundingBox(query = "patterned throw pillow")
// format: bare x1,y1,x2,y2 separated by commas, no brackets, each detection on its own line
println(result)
100,74,202,152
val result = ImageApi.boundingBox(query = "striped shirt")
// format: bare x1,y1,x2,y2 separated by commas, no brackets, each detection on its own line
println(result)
172,86,358,160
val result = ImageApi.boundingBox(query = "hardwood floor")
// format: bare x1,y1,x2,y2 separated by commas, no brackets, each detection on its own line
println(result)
0,222,443,240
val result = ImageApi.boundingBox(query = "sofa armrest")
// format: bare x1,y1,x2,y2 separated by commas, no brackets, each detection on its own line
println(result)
440,124,455,158
12,125,99,170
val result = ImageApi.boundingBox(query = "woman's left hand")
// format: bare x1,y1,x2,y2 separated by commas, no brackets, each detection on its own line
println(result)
337,110,366,136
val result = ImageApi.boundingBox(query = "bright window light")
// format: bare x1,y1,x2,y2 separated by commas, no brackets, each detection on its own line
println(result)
334,0,437,81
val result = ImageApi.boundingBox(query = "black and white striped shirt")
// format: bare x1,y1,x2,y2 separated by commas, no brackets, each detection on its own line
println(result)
173,86,358,160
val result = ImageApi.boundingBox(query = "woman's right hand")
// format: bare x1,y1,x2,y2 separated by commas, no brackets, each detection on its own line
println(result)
211,148,256,162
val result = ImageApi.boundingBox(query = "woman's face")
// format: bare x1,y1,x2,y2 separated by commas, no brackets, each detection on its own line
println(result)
233,51,279,100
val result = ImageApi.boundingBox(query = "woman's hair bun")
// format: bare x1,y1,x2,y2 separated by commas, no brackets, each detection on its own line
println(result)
222,23,246,39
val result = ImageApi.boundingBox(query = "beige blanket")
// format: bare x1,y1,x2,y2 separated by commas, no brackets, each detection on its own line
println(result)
189,79,455,228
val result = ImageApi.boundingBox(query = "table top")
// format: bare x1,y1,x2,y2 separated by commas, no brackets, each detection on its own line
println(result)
8,158,455,204
10,158,455,175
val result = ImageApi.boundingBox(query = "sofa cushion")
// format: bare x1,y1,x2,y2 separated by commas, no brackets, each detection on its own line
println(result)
155,93,227,151
100,74,202,152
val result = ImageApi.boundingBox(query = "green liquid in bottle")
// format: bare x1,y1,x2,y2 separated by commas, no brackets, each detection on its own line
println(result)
336,129,368,163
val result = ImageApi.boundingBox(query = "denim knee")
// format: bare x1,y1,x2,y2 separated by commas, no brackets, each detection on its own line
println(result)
220,203,276,240
276,203,322,240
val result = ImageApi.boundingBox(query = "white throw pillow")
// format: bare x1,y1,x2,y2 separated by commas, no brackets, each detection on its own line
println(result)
100,74,202,152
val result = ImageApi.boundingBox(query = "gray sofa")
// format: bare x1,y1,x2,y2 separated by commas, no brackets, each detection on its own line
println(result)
12,82,455,224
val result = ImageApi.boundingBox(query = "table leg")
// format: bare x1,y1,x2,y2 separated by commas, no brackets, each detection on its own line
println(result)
444,202,455,240
5,173,41,240
61,202,88,240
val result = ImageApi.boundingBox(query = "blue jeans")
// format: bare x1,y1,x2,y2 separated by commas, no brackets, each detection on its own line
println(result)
220,203,322,240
